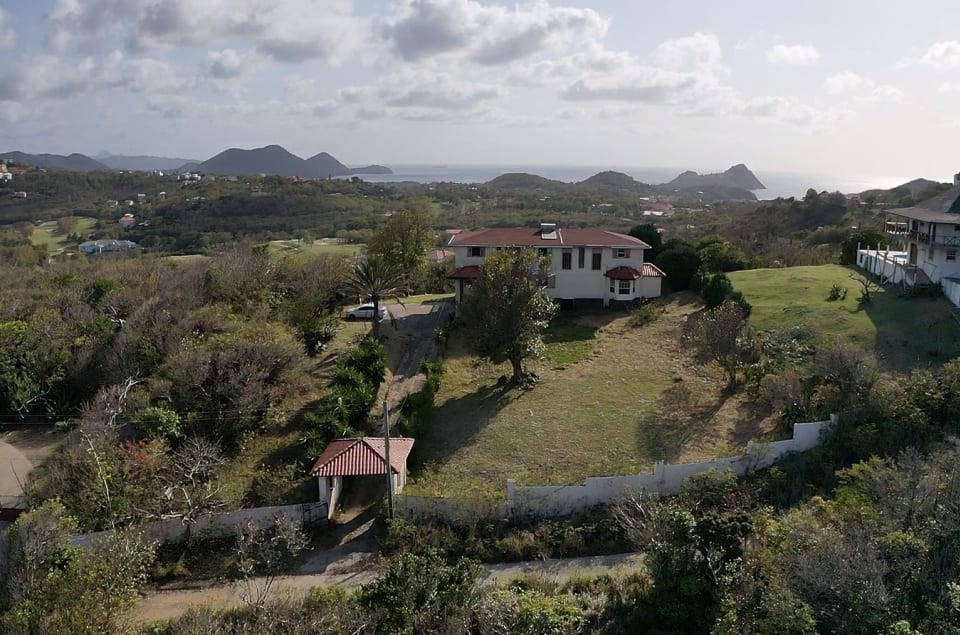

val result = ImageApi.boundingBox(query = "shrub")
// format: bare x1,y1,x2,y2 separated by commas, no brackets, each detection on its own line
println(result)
629,302,662,328
826,283,847,301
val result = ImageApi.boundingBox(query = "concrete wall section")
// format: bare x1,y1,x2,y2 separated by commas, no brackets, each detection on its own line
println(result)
397,416,835,523
69,501,329,547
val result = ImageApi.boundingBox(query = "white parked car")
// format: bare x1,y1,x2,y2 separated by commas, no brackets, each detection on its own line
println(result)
345,303,388,321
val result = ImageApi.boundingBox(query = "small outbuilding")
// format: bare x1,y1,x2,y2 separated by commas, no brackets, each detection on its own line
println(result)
310,437,414,520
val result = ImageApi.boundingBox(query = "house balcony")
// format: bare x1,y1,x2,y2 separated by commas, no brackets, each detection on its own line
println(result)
900,230,960,247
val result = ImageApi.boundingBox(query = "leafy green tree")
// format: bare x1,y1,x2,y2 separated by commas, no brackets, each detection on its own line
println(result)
1,500,155,633
366,210,434,285
654,240,701,291
357,549,481,634
460,248,556,383
348,255,408,339
696,234,750,273
841,228,888,265
628,223,663,260
0,311,71,415
686,301,755,389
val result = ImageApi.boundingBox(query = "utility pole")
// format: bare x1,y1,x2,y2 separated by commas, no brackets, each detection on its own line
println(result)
382,396,394,519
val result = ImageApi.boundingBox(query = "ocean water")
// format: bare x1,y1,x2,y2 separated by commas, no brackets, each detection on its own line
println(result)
352,164,910,200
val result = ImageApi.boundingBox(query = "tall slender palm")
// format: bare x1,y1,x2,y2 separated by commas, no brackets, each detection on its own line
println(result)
349,256,408,339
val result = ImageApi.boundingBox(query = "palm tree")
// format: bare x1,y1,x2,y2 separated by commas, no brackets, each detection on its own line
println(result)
349,256,408,339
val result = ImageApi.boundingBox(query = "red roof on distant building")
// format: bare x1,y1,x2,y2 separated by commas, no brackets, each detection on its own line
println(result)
447,265,481,279
310,437,414,477
449,227,650,249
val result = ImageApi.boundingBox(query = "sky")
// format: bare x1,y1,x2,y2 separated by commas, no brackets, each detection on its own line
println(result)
2,0,960,179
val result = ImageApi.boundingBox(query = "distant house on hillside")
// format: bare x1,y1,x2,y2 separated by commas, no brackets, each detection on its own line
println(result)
447,223,665,307
11,191,26,199
78,239,140,255
859,176,960,306
118,213,137,229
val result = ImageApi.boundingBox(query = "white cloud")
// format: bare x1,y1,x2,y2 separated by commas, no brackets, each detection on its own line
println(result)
654,32,726,74
207,49,249,79
0,100,28,123
0,52,185,101
919,40,960,69
766,44,820,65
824,71,866,94
335,70,503,121
381,0,607,65
45,0,367,64
0,9,15,49
824,71,902,103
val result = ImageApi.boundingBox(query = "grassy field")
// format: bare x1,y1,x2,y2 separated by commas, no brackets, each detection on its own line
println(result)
265,239,365,258
405,295,772,499
30,217,96,254
729,265,960,372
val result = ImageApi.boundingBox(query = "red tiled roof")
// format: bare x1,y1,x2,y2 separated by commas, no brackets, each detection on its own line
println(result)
447,265,480,279
641,262,666,277
605,266,642,280
449,227,650,249
310,437,414,477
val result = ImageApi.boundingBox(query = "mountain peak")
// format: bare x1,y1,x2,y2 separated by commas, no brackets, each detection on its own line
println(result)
667,164,765,191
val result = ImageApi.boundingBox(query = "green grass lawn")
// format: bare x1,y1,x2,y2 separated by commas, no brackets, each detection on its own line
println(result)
30,217,96,254
729,264,960,373
404,299,746,499
265,239,365,258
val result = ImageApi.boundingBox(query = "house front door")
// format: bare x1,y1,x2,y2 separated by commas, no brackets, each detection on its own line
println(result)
909,243,917,265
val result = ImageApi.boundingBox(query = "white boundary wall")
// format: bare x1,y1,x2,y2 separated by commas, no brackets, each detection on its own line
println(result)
398,416,835,523
69,501,328,547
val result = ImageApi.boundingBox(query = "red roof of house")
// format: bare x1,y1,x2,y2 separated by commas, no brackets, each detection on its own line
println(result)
605,266,642,280
447,265,481,279
641,262,666,277
449,227,650,249
310,437,414,477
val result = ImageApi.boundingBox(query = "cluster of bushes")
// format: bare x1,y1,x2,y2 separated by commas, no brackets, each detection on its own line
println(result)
695,271,752,314
303,336,387,459
378,510,630,563
155,548,651,635
396,360,444,465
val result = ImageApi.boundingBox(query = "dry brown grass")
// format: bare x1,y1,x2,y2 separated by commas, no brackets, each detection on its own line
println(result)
405,294,778,499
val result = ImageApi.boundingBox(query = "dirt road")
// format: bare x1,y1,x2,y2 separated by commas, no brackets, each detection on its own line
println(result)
133,551,644,624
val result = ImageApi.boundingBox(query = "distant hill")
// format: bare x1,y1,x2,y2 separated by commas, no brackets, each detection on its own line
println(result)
485,173,569,191
578,171,647,191
194,145,392,178
304,152,350,178
351,165,393,175
860,178,951,205
0,151,107,172
665,164,766,191
98,154,200,171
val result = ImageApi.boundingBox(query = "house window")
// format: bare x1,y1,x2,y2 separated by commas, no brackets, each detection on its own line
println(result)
609,280,615,293
578,247,585,268
948,249,957,261
954,225,960,232
561,249,572,270
469,246,485,258
618,280,631,295
614,248,630,259
539,247,550,258
547,274,556,289
591,249,602,270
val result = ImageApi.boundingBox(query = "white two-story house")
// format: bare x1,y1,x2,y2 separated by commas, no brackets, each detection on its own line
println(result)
857,182,960,305
447,223,665,307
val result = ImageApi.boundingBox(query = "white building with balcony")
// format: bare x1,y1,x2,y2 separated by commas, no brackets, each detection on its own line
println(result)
858,181,960,305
